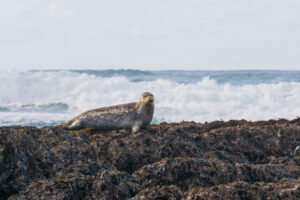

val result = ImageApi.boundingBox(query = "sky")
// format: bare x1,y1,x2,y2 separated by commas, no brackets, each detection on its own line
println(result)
0,0,300,70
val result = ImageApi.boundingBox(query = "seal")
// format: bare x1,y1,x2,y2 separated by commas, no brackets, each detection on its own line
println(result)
63,92,154,132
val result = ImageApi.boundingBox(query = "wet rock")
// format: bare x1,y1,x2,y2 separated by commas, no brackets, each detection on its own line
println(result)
184,180,300,200
0,119,300,199
131,185,182,200
9,162,140,200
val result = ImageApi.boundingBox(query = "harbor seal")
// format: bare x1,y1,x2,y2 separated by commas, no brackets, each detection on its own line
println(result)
63,92,154,132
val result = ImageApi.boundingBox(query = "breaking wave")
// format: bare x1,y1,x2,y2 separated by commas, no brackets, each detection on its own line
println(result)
1,69,300,126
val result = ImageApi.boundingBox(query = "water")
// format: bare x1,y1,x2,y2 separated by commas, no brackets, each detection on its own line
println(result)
1,69,300,127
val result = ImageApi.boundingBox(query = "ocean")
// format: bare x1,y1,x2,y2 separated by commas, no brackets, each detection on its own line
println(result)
1,69,300,127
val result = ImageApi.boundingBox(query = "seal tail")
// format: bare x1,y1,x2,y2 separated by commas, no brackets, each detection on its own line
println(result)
52,120,73,130
52,122,66,129
62,119,83,130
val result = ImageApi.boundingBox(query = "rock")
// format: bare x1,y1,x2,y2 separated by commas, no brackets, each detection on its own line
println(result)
131,185,182,200
0,119,300,199
184,180,300,200
8,162,140,200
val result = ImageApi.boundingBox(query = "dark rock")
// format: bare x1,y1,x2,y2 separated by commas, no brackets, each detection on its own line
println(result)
0,119,300,199
184,180,300,200
131,185,182,200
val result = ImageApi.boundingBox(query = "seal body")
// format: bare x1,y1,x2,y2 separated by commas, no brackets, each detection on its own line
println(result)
64,92,154,132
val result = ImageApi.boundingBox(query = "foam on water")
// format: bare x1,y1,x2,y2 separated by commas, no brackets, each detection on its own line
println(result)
1,70,300,127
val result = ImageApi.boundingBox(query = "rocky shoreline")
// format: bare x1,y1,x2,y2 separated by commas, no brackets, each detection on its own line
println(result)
1,119,300,199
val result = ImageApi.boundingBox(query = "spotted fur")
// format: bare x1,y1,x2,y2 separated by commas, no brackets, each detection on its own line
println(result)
63,92,154,132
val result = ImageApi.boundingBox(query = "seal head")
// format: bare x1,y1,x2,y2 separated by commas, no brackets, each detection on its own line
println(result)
63,92,154,132
133,92,154,132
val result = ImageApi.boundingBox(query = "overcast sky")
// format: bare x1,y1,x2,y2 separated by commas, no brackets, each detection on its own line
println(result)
0,0,300,70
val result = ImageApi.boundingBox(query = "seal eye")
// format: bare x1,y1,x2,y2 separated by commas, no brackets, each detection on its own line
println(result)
141,92,153,99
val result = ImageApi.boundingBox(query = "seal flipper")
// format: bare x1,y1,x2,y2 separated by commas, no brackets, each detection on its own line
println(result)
132,121,142,133
64,119,83,130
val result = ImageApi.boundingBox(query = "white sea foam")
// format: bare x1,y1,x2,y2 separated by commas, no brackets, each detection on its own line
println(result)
1,70,300,126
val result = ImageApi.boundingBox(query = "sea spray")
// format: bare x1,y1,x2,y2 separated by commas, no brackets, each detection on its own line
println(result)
1,70,300,127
